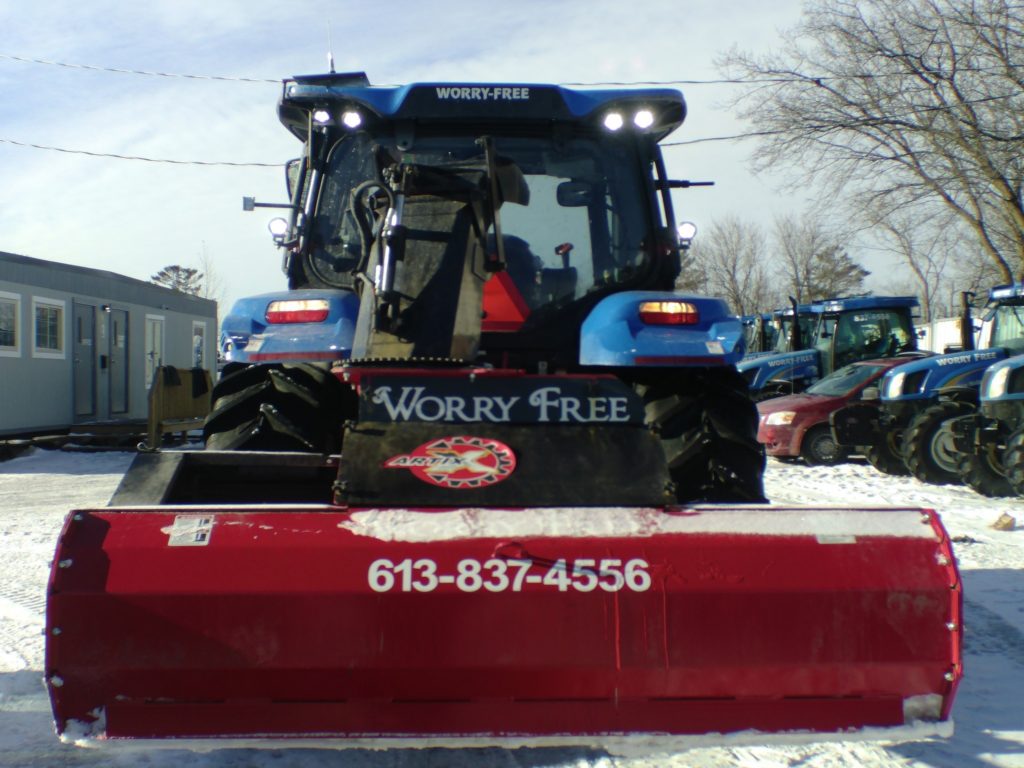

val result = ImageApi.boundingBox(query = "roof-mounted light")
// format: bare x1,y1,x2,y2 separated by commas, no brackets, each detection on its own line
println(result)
639,300,699,325
603,112,624,131
341,110,363,129
268,217,289,237
677,221,697,251
266,299,331,324
633,109,655,129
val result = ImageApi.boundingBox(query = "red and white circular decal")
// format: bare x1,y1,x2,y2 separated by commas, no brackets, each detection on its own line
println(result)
383,436,517,489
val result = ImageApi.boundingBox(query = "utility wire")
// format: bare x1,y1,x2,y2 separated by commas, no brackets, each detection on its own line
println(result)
0,137,282,167
0,53,906,87
0,54,774,85
3,51,1021,86
0,53,279,83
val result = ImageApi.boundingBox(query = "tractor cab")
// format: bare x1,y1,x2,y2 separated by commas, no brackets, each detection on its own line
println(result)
265,74,696,372
738,295,919,400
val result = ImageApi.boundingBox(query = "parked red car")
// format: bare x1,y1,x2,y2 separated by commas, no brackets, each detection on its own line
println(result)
757,356,926,465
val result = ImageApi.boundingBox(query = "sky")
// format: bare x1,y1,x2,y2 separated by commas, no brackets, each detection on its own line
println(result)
0,0,815,316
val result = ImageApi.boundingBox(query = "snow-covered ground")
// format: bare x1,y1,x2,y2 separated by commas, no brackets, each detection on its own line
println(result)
1,448,1022,768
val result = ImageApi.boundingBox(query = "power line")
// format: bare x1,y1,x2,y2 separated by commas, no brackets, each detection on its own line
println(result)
0,53,776,86
3,51,1021,88
0,53,279,83
0,137,282,167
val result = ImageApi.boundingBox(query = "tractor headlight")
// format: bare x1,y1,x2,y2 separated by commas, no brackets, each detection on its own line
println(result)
603,112,625,131
985,365,1011,398
764,411,797,426
885,371,906,398
341,110,363,128
633,109,655,129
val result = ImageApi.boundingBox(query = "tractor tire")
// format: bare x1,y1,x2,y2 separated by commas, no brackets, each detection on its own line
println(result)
637,367,766,504
800,424,848,466
1004,427,1024,497
958,445,1014,497
902,401,976,485
862,431,909,476
203,363,351,453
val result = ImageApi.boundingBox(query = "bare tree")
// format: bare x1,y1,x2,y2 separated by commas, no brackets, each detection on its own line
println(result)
875,210,958,319
720,0,1024,282
151,265,203,295
196,242,224,306
774,214,869,301
681,216,778,315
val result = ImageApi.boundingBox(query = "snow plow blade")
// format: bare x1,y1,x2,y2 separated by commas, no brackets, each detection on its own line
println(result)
46,505,961,745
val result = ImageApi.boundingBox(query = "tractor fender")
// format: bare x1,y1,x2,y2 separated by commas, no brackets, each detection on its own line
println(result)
579,291,744,367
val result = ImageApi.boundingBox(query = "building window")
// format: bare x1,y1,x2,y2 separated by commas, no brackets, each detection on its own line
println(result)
0,292,18,356
192,321,206,368
32,297,66,359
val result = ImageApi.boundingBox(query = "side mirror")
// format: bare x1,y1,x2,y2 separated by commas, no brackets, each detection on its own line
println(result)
861,386,880,401
556,181,592,207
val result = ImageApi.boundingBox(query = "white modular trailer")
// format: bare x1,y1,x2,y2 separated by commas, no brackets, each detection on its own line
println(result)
0,251,217,436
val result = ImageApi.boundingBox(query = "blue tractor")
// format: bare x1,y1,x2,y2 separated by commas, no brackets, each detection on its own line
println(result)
948,286,1024,495
741,300,818,360
833,285,1024,484
736,295,920,400
207,71,764,501
44,72,968,746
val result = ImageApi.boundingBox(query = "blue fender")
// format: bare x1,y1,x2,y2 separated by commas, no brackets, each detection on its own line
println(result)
579,291,744,367
220,289,360,364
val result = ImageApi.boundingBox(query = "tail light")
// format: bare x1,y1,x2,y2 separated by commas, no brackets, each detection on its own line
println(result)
638,301,699,325
266,299,331,324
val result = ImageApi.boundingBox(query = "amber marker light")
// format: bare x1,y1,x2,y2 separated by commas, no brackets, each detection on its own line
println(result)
638,301,699,325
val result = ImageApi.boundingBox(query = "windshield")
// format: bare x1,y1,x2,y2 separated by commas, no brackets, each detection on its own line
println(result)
806,362,887,397
772,313,816,353
990,302,1024,354
821,308,916,368
307,130,654,319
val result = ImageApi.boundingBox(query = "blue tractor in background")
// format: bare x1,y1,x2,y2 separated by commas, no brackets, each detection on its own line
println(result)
736,295,920,400
208,71,764,501
946,286,1024,496
832,284,1024,484
740,300,818,361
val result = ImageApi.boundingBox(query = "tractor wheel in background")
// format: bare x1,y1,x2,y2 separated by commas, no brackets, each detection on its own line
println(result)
637,367,766,504
1004,427,1024,497
800,424,848,466
203,363,352,453
958,444,1014,497
862,429,910,476
902,401,976,485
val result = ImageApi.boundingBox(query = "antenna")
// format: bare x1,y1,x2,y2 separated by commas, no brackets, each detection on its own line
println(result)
327,21,336,73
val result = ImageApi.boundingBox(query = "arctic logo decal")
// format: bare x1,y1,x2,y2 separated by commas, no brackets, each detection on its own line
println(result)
384,436,516,489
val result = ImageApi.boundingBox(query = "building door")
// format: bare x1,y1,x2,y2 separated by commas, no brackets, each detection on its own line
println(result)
73,302,96,419
144,315,164,390
108,309,129,414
